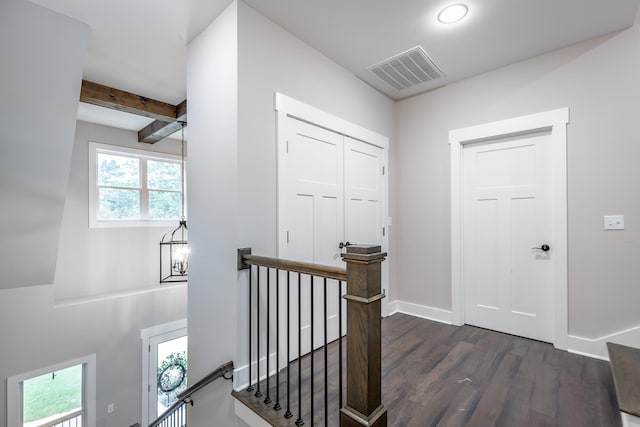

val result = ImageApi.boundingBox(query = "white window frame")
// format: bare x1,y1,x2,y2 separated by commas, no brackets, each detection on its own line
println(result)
7,354,97,427
89,142,186,228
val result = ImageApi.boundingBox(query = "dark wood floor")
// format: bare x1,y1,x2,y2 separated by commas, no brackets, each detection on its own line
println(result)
234,313,621,426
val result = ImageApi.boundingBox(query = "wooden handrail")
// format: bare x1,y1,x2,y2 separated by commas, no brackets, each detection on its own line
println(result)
149,360,234,427
241,253,347,281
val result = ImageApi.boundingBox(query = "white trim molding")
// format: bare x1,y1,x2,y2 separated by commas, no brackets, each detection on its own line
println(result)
274,93,389,149
388,300,453,325
568,324,640,360
233,351,279,392
140,319,187,427
449,108,569,350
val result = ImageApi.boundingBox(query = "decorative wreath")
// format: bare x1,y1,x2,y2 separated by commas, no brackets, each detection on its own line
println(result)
158,362,186,393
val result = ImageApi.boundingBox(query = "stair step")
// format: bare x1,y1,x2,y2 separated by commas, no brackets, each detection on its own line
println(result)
607,342,640,418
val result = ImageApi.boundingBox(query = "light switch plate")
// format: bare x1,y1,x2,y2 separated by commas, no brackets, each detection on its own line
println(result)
604,215,624,230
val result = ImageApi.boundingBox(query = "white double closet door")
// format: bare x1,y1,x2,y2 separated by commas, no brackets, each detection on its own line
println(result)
279,117,384,359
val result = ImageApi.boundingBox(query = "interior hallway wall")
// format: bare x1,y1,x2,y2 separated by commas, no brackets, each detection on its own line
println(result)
395,21,640,344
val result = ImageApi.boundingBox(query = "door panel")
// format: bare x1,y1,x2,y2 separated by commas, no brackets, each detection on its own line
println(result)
463,132,553,342
344,136,383,247
283,118,343,358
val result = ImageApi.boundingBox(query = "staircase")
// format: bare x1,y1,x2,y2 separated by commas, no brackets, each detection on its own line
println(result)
607,343,640,427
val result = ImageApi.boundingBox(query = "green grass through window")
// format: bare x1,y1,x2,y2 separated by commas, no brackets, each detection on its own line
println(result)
23,364,82,423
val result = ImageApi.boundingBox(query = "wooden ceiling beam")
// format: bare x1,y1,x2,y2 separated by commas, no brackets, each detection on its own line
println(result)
79,80,188,144
80,80,177,122
138,100,187,144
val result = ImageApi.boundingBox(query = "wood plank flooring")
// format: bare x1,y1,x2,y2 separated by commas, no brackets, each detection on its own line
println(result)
233,313,621,426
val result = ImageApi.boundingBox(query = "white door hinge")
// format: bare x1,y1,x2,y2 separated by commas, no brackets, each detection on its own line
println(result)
382,166,385,175
382,227,385,237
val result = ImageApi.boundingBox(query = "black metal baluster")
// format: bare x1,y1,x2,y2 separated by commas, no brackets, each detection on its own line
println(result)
324,277,328,427
256,266,262,398
296,272,304,426
265,268,272,404
274,269,282,411
247,265,254,392
285,271,293,419
311,275,315,425
339,280,343,409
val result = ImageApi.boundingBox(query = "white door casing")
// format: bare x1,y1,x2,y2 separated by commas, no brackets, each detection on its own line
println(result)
450,108,569,350
463,133,553,342
140,319,187,427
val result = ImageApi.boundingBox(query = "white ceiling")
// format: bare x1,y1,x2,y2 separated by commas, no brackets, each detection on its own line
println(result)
29,0,640,128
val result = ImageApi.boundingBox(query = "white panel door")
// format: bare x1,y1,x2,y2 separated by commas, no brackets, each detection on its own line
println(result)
281,117,344,358
463,132,553,342
280,119,385,358
344,136,384,248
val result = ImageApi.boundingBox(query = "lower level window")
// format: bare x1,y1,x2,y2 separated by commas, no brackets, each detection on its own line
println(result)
7,355,96,426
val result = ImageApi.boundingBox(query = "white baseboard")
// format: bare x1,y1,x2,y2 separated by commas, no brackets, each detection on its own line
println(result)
388,301,640,361
234,352,279,391
568,324,640,361
622,412,640,427
387,300,453,325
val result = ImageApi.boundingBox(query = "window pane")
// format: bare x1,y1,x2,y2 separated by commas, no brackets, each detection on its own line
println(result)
148,160,181,191
149,191,181,220
99,188,140,220
23,364,82,424
98,153,140,187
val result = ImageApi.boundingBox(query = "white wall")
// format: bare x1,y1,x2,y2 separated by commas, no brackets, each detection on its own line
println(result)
0,283,186,427
186,2,239,425
0,4,187,423
55,121,183,301
395,23,640,343
0,119,188,427
0,0,88,289
185,0,394,423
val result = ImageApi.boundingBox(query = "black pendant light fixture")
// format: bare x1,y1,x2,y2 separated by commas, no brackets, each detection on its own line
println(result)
160,122,189,283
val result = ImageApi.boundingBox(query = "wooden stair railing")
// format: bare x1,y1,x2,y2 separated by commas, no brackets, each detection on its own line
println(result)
149,361,234,427
235,245,387,427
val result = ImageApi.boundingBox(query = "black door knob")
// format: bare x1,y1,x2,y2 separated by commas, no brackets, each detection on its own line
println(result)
532,244,550,252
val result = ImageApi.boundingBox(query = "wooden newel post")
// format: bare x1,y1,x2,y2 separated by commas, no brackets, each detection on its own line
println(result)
340,245,387,427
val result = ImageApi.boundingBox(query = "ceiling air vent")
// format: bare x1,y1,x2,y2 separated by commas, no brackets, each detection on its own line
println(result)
368,46,444,91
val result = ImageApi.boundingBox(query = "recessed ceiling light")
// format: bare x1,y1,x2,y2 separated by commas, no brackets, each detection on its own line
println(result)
438,4,468,24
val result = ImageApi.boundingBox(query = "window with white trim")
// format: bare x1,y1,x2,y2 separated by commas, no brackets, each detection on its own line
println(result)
89,142,186,228
7,354,96,427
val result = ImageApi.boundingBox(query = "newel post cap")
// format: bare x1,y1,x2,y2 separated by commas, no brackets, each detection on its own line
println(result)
341,245,387,263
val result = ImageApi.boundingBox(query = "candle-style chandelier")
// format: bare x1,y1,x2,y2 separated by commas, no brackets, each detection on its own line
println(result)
160,122,189,283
